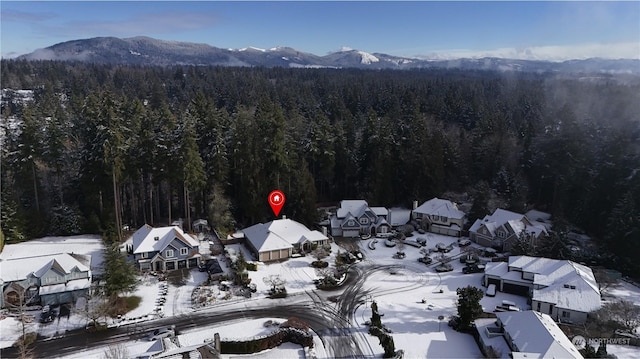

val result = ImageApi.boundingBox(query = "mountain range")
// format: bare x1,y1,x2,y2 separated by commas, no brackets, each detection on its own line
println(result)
16,36,640,75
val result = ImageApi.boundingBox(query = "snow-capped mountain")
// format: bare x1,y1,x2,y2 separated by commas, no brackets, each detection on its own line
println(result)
15,36,640,75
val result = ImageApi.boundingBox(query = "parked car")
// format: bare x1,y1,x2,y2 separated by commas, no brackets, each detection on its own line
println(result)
40,306,55,323
486,284,496,297
462,264,486,274
417,228,426,234
416,237,427,246
458,239,471,246
436,242,453,253
385,239,396,247
418,256,433,265
148,325,176,341
434,263,453,272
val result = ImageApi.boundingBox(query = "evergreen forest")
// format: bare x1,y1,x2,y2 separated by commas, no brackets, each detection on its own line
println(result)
1,60,639,276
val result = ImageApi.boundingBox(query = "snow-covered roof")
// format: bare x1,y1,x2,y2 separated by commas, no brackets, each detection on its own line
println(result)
132,225,198,254
469,208,547,238
370,207,389,216
242,218,328,253
413,198,465,219
0,253,91,283
496,311,582,359
491,256,601,312
524,210,552,222
39,277,91,295
388,207,411,226
0,235,104,272
193,219,208,226
336,200,369,218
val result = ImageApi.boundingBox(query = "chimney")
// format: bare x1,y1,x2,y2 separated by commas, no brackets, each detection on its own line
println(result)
282,215,287,220
322,226,327,236
154,236,159,241
413,200,418,210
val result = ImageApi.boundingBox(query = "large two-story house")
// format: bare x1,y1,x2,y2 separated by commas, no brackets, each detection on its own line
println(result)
1,253,92,308
483,256,601,324
132,225,201,272
469,209,548,251
412,198,466,237
330,200,391,237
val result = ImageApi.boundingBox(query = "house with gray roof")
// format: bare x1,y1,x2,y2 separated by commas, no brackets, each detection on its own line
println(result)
132,225,201,272
483,255,601,324
240,218,329,262
469,208,548,251
0,253,92,308
330,200,391,237
475,311,583,359
412,198,466,237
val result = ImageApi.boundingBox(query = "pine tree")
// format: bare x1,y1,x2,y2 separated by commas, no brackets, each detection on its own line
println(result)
180,111,206,232
103,244,137,300
456,286,484,329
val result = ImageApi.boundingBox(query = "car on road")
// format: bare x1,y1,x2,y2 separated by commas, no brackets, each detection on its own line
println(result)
148,325,176,341
462,264,486,274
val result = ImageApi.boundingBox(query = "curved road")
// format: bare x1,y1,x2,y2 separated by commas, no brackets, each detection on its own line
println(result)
1,253,436,358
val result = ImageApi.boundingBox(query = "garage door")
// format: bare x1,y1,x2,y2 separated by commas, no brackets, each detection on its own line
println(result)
503,282,530,296
343,230,359,237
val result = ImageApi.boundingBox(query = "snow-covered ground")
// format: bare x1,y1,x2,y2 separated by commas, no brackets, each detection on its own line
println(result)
4,231,640,358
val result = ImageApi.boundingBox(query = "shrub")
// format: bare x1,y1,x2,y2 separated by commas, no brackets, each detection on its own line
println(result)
246,262,258,271
311,260,329,268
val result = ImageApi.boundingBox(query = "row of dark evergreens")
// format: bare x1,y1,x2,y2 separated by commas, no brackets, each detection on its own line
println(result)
1,60,639,276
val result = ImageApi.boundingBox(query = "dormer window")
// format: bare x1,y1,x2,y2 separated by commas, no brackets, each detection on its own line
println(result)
497,231,505,238
180,247,188,256
166,249,174,258
359,217,369,224
348,220,355,226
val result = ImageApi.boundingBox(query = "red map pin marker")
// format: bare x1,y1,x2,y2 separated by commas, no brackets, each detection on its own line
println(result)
268,190,286,217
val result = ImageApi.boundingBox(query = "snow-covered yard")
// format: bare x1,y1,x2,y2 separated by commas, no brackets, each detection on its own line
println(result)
4,231,640,358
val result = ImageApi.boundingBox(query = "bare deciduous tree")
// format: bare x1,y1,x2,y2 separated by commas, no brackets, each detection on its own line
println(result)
101,343,129,359
312,247,328,261
263,274,286,292
9,290,36,359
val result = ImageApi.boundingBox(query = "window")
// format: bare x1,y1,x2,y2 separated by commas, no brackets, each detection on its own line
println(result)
166,249,174,258
432,215,439,221
497,231,505,238
562,311,570,318
536,302,541,311
441,216,448,222
180,247,188,256
347,220,355,226
141,252,148,259
359,217,368,224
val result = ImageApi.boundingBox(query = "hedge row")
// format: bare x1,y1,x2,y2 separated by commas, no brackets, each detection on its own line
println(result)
221,327,313,354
